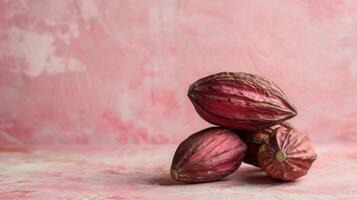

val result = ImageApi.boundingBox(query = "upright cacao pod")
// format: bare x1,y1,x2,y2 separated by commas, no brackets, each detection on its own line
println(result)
239,123,291,167
188,72,297,130
170,127,247,183
258,125,317,181
239,130,271,167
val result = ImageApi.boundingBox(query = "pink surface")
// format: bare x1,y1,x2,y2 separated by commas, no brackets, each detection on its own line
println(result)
0,0,357,145
1,0,357,199
0,144,357,200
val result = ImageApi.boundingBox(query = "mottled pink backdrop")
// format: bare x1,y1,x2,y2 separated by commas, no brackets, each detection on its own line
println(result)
1,1,357,199
1,0,357,145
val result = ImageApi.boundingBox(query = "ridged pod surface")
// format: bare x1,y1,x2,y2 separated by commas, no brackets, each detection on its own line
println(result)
188,72,297,130
239,123,292,167
258,125,317,181
170,127,247,183
239,129,271,167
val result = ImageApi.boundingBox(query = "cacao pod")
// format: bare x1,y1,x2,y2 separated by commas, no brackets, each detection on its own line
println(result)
188,72,297,130
239,123,292,167
171,127,247,183
258,125,317,181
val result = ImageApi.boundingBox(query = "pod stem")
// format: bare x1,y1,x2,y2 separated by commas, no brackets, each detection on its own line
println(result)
275,150,287,162
170,169,179,180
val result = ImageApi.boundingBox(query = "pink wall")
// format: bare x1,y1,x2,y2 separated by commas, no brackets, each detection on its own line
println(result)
0,0,356,145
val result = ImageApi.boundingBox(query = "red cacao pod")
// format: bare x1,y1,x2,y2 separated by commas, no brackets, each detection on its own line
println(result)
239,123,292,167
188,72,297,130
239,129,270,167
258,125,317,181
171,127,247,183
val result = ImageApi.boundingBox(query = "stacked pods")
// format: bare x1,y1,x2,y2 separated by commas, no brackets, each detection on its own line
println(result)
171,72,317,182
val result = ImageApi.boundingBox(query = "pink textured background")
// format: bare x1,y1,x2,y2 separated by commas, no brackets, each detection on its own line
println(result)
1,0,357,145
1,1,357,199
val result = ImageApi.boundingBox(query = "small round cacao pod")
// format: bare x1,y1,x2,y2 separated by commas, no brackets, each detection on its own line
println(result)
258,125,317,181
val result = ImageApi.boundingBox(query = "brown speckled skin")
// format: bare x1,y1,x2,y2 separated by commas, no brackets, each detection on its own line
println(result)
170,127,247,183
188,72,297,131
258,125,317,181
